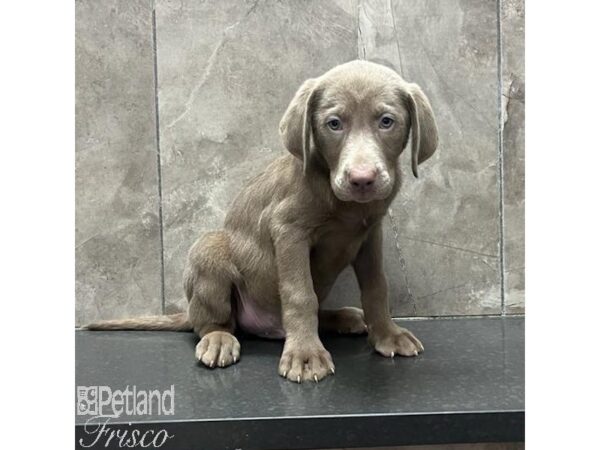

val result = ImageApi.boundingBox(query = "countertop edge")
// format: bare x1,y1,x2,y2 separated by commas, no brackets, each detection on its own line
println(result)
76,410,525,449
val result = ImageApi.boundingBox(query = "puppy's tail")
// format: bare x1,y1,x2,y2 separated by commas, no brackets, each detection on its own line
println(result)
81,313,192,332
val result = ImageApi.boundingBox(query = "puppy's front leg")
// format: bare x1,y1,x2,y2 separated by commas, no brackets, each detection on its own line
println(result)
353,223,424,358
274,227,335,383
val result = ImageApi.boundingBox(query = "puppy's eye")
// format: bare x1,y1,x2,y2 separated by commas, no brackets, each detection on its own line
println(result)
379,116,395,129
327,118,343,131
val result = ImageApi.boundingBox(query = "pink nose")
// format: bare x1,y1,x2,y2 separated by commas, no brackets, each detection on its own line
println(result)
348,167,378,189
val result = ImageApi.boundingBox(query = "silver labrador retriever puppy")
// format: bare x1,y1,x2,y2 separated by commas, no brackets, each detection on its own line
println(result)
86,60,439,383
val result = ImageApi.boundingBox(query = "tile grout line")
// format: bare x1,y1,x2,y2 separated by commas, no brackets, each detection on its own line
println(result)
496,0,507,316
152,6,166,315
389,0,405,78
356,0,366,59
387,209,417,315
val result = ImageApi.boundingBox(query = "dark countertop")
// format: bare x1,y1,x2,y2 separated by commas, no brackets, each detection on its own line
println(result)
75,317,524,449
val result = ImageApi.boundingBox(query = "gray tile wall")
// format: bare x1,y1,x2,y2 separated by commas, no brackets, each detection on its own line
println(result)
75,0,525,324
76,0,163,324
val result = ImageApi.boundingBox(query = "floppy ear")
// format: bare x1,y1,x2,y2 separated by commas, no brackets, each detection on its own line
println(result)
405,83,439,178
279,78,319,173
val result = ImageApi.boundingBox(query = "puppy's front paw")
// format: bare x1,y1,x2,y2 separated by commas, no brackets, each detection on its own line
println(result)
278,340,335,383
196,331,241,368
370,325,424,358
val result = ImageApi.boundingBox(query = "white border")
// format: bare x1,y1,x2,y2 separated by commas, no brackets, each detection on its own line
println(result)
527,1,600,448
2,1,600,448
1,1,74,449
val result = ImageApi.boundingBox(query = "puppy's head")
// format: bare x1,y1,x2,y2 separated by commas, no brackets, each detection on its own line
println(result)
279,60,438,203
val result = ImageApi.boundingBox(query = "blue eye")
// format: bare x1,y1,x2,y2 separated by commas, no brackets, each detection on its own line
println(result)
379,116,395,129
327,118,343,131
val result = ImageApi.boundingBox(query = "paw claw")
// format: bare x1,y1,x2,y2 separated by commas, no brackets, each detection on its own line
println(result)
196,332,240,369
279,342,334,383
373,327,423,360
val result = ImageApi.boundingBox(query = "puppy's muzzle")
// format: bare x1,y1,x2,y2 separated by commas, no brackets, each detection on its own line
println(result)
347,166,379,195
332,161,392,203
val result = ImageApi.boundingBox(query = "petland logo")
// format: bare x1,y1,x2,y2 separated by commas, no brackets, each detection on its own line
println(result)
77,385,175,448
77,385,175,418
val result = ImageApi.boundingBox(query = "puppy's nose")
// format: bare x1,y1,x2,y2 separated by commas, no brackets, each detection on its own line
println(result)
348,167,378,189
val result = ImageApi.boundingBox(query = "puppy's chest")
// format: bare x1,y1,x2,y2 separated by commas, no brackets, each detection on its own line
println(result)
328,210,379,234
311,214,377,261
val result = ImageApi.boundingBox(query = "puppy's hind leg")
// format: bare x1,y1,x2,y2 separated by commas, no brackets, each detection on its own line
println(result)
319,307,368,335
184,231,241,369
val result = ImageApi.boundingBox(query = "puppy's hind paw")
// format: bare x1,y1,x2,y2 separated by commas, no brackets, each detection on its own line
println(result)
371,326,424,358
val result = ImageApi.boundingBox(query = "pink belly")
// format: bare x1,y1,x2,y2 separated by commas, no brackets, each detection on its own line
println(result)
234,286,285,339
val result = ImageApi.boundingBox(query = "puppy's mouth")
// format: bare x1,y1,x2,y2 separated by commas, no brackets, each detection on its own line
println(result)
331,169,393,203
330,182,392,203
